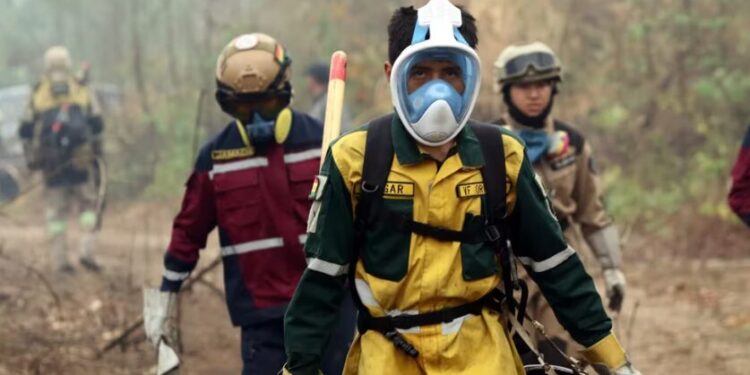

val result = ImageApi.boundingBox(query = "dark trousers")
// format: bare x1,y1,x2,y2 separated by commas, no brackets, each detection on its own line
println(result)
241,294,356,375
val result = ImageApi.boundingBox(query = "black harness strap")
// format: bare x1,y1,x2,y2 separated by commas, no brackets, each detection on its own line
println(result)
384,210,500,244
350,114,421,357
468,122,507,221
469,122,527,323
363,288,507,332
355,114,394,224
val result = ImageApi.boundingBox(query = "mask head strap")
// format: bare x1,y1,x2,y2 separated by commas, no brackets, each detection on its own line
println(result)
411,23,469,47
411,24,429,45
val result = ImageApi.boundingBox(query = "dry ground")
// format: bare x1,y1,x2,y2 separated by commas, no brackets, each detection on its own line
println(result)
0,198,748,374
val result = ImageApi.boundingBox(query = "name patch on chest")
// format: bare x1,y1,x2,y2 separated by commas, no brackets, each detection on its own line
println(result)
456,183,485,198
212,148,253,161
383,182,414,197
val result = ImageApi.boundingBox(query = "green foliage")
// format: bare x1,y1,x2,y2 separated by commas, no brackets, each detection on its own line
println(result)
628,23,647,42
591,104,629,131
557,0,750,224
142,95,200,198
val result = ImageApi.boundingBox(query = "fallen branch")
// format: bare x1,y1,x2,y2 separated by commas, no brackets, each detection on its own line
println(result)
0,244,62,309
95,255,222,358
625,299,640,352
196,278,225,301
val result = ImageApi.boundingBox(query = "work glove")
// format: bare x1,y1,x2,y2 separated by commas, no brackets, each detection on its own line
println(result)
143,288,177,348
612,363,642,375
603,268,626,313
281,366,323,375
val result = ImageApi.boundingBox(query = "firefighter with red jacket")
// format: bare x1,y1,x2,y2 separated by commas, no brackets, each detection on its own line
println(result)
729,125,750,226
144,33,355,375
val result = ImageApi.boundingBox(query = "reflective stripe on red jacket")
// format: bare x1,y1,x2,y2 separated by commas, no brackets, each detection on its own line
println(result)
160,110,322,326
729,125,750,226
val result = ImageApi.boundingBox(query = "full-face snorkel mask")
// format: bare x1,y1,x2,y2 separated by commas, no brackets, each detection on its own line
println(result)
390,0,481,147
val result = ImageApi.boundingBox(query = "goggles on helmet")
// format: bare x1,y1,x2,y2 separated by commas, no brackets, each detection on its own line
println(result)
502,51,558,82
215,80,292,103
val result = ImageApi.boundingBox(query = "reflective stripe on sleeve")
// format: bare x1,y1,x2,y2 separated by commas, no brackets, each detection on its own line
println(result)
163,269,190,281
307,257,348,276
209,157,269,179
298,234,308,244
518,246,576,273
220,237,284,256
283,148,321,164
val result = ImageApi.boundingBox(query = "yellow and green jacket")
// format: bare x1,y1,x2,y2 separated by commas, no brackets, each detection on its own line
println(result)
284,114,626,374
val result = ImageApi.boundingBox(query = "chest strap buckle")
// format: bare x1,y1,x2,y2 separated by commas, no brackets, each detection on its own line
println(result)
484,224,501,242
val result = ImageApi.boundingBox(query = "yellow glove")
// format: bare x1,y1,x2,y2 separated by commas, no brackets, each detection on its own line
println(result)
580,332,627,370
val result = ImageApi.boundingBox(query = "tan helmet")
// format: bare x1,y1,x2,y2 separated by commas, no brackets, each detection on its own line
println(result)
493,42,561,87
215,33,291,95
214,33,293,120
43,46,72,79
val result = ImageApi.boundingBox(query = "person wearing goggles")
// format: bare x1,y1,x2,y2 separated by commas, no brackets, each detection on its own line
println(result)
305,63,353,132
282,1,640,374
493,42,629,373
144,33,355,375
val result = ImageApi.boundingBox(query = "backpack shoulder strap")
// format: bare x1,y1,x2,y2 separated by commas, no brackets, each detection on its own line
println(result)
469,121,524,315
352,113,395,249
468,121,507,220
352,113,418,352
360,113,395,207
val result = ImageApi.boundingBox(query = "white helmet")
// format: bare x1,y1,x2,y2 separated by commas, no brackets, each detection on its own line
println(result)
390,0,481,147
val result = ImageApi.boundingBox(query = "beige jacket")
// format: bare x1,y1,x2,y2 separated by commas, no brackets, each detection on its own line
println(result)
499,114,611,250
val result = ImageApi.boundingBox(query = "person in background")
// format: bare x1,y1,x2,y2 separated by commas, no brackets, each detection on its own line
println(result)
18,46,105,273
492,41,627,369
144,33,355,375
305,63,352,132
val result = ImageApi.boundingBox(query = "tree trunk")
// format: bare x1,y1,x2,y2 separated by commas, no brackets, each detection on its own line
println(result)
129,0,151,115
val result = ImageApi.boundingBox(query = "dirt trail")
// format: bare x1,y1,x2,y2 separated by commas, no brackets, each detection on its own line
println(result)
0,202,242,374
0,202,748,374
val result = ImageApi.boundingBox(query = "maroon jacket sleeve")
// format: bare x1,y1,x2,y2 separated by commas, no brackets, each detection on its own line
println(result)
160,169,217,291
729,125,750,226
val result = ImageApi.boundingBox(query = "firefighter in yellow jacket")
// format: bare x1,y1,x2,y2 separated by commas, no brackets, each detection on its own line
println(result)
282,1,640,374
492,42,627,367
18,46,104,273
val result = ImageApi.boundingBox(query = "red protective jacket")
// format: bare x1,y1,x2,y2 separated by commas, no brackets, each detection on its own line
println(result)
160,111,322,326
729,125,750,226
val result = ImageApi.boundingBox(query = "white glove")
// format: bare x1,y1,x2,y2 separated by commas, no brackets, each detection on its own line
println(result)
157,340,181,375
143,288,177,348
613,363,642,375
603,268,626,312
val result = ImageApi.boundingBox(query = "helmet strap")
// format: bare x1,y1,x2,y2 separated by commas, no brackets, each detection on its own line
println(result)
267,56,292,94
